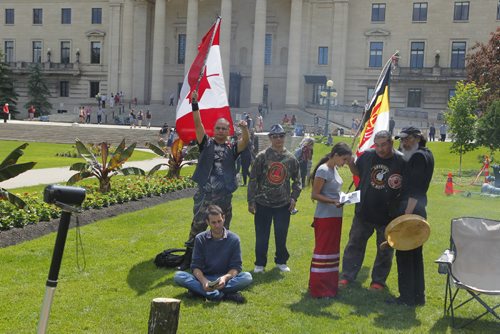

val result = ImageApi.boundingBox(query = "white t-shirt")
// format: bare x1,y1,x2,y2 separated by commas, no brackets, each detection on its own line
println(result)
314,163,343,218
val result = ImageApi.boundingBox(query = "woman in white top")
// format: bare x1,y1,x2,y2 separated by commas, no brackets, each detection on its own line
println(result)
309,142,353,298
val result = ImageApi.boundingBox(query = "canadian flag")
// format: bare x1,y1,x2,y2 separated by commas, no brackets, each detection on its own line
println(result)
175,18,233,142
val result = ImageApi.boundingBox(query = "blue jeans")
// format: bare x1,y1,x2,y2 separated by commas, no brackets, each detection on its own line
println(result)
174,271,253,300
254,203,291,267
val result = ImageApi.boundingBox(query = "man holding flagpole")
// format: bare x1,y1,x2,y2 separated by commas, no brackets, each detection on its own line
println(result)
175,18,250,270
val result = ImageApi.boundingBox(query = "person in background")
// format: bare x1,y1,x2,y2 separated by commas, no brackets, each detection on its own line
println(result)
248,124,302,273
137,110,144,128
388,127,434,306
174,205,253,303
439,123,448,142
309,143,353,298
295,137,315,187
389,117,396,135
129,109,136,128
429,123,436,142
146,110,152,128
28,105,35,121
291,115,297,126
2,103,9,123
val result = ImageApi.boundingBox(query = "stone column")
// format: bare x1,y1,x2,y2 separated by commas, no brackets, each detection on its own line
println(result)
331,0,349,104
132,1,148,103
220,0,232,93
120,0,134,101
107,2,122,96
151,0,166,103
250,0,267,105
184,0,198,75
285,0,303,107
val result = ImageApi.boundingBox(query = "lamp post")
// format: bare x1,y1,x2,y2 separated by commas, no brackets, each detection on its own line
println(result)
320,80,337,137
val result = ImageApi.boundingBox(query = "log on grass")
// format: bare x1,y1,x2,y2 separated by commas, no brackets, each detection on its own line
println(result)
148,298,181,334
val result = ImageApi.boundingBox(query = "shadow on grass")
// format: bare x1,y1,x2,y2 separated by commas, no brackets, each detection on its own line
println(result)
289,292,341,319
250,267,293,285
127,258,173,295
428,313,500,333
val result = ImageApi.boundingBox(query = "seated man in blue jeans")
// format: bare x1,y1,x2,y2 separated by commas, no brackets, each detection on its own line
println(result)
174,205,252,303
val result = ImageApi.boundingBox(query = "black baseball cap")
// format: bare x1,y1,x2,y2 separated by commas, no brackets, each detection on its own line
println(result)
395,126,422,139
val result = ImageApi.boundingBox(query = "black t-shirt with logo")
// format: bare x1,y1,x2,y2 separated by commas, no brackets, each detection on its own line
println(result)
355,150,405,225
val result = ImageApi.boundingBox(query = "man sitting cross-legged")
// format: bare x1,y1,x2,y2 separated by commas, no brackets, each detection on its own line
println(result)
174,205,253,303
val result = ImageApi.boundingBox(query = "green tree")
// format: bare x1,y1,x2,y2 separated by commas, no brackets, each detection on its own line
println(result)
476,100,500,158
24,64,52,116
446,81,484,176
0,49,19,117
466,27,500,109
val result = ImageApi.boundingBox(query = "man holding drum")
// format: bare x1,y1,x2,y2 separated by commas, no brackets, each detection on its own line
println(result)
389,127,434,306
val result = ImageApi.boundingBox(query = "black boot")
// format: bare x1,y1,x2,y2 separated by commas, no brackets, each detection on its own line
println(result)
177,241,193,271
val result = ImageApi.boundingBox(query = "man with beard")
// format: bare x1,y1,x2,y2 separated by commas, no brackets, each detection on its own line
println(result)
389,126,434,306
178,91,249,270
339,131,405,290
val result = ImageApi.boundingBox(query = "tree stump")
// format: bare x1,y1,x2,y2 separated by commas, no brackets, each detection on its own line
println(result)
148,298,181,334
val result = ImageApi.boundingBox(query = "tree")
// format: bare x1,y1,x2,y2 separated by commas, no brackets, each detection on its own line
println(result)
67,139,144,193
466,27,500,109
0,49,19,117
24,64,52,116
476,100,500,158
446,81,484,176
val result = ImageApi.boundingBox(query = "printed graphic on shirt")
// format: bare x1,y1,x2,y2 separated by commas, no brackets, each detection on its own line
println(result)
267,161,286,185
370,164,389,189
388,174,402,189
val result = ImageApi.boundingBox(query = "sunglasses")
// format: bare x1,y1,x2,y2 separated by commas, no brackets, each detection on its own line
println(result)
270,134,285,139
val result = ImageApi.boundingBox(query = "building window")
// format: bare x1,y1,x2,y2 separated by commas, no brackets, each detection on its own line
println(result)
371,3,386,22
408,88,422,107
4,41,14,62
32,41,42,63
497,1,500,20
369,42,383,67
264,34,272,65
412,3,428,22
448,89,456,100
451,41,466,69
61,8,71,24
91,41,101,64
318,47,328,65
454,1,469,21
5,9,14,24
177,34,186,64
410,42,425,68
92,8,102,24
33,8,43,25
90,81,100,98
60,81,69,97
61,41,70,64
367,87,375,102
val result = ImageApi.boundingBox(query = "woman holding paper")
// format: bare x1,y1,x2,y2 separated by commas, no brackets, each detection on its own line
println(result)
308,142,353,298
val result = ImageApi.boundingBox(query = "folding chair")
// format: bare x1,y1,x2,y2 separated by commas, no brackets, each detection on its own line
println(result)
435,217,500,328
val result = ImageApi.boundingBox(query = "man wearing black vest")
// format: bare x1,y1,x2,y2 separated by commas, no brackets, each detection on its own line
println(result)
339,131,405,290
389,126,434,306
178,91,249,270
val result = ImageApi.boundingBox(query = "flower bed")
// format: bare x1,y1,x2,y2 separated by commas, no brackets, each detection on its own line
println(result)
0,176,195,231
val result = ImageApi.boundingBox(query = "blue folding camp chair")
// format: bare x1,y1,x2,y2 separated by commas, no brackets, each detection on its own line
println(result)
436,217,500,328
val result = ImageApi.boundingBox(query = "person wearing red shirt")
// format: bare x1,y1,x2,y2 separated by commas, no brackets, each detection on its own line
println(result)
2,103,9,123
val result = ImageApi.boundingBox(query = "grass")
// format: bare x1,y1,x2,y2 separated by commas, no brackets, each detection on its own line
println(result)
1,138,499,333
0,140,156,169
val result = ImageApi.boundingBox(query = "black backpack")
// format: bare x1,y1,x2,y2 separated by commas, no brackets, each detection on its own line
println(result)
154,248,186,268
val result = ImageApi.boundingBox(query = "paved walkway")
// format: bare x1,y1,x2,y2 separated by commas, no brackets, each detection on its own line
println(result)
0,157,168,189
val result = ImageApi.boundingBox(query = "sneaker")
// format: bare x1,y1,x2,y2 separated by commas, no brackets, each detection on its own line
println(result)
338,279,350,288
253,265,265,273
276,264,291,272
369,282,385,291
223,292,246,304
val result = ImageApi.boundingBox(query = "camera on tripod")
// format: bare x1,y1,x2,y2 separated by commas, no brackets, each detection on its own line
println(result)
43,185,86,207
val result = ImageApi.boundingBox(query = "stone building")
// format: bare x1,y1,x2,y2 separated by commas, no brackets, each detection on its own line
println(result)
1,0,499,123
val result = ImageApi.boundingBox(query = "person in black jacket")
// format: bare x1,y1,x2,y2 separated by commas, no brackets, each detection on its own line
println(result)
389,126,434,306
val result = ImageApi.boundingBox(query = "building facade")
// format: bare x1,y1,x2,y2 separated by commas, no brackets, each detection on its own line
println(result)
1,0,499,122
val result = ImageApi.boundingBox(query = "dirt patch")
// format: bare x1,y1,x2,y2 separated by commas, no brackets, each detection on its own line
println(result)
0,188,195,248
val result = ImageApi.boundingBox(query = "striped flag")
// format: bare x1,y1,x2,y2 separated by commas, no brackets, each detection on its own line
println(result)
175,17,233,142
355,62,391,157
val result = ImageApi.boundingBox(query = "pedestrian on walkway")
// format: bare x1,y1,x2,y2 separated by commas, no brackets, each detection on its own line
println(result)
85,107,91,123
28,105,36,121
137,110,144,128
129,109,137,128
146,110,152,128
97,107,103,124
2,103,9,123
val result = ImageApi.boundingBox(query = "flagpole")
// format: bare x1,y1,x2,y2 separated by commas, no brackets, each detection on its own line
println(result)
194,16,221,94
350,51,399,150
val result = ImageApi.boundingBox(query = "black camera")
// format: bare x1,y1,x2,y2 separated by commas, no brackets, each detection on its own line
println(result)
43,185,86,206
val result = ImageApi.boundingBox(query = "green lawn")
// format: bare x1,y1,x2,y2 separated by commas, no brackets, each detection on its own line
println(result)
0,139,499,333
0,140,156,169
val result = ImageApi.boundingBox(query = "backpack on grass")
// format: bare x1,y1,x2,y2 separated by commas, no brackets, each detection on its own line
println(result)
154,248,186,268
